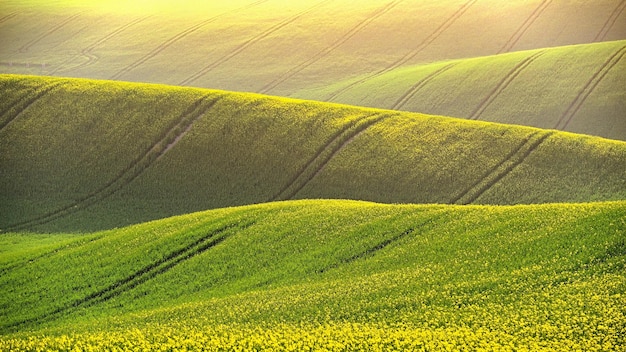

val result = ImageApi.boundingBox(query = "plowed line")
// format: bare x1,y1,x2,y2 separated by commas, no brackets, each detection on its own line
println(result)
452,131,553,205
18,13,83,53
110,0,269,80
3,96,222,232
469,50,544,120
179,0,331,86
0,83,62,132
51,16,151,74
499,0,552,54
6,221,253,330
317,211,445,274
325,0,477,101
594,0,626,42
554,45,626,130
0,12,17,24
391,62,457,111
271,113,392,201
258,0,402,94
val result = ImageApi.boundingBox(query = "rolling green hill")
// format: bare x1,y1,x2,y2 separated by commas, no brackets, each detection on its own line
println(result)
1,199,624,350
295,40,626,141
1,74,625,233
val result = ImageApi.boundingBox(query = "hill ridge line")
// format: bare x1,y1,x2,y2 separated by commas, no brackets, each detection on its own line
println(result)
179,0,332,86
554,44,626,130
0,12,17,24
271,112,394,201
469,50,545,120
392,62,458,111
453,131,554,205
258,0,402,94
324,0,477,101
2,95,222,232
498,0,552,54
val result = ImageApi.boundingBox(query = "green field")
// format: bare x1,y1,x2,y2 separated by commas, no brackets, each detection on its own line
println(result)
1,200,625,350
295,40,626,141
1,0,625,139
1,1,625,350
2,74,625,233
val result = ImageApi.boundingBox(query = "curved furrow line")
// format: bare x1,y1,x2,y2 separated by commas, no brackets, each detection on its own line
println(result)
317,210,446,274
274,113,394,201
594,0,626,42
6,221,254,331
2,96,223,232
453,131,554,205
554,45,626,130
0,82,63,132
110,0,269,80
469,50,545,120
325,0,477,102
0,12,17,24
18,12,83,53
179,0,332,87
258,0,403,94
391,62,458,111
498,0,552,54
51,16,151,75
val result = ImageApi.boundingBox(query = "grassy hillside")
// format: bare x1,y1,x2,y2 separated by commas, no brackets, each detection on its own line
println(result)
1,0,624,94
1,200,624,350
1,74,625,233
295,40,626,141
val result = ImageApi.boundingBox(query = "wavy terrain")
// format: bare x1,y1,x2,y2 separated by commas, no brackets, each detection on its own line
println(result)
1,74,625,233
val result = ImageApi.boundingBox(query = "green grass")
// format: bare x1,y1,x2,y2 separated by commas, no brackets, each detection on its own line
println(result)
0,199,624,350
1,74,625,233
294,40,626,140
1,1,624,139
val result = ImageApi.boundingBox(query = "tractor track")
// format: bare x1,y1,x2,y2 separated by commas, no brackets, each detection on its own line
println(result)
5,221,253,331
2,96,222,232
317,210,446,274
18,13,83,53
0,82,63,132
469,50,544,120
594,0,626,42
258,0,403,94
554,45,626,130
325,0,477,102
179,0,331,87
271,113,393,201
110,0,269,80
498,0,552,53
51,15,151,75
451,131,553,205
0,12,17,24
391,62,457,111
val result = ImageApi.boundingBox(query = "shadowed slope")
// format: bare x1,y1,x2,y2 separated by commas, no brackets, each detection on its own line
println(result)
1,75,625,232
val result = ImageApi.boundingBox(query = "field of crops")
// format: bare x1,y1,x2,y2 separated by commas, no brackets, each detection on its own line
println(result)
1,1,625,350
2,74,625,233
1,0,625,139
1,200,624,350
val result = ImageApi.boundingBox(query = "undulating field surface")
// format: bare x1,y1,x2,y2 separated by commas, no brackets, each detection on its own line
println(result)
2,74,625,233
295,40,626,141
0,200,624,350
1,0,625,139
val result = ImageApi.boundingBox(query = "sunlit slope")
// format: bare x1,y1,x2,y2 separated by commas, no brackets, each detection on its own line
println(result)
1,74,625,232
1,200,624,349
1,0,624,96
295,40,626,141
